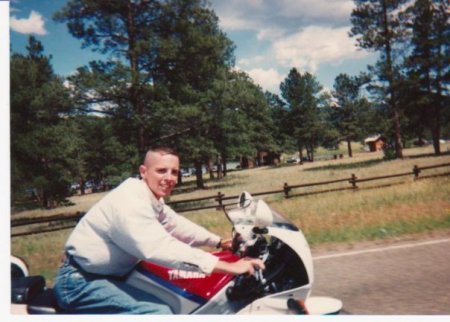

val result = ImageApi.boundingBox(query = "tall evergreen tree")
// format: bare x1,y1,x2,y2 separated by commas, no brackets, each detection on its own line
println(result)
331,73,372,157
208,70,266,175
280,68,325,162
404,0,449,155
55,0,235,189
350,0,409,159
265,91,294,154
11,37,76,208
222,71,277,167
69,115,140,194
154,0,236,187
54,0,167,156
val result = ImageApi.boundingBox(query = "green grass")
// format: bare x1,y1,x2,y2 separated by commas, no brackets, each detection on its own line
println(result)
304,159,385,171
306,214,450,245
269,175,450,246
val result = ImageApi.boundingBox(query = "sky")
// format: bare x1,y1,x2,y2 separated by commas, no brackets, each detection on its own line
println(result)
9,0,378,94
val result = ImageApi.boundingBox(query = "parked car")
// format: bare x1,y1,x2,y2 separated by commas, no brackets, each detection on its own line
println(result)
180,169,191,177
286,156,300,164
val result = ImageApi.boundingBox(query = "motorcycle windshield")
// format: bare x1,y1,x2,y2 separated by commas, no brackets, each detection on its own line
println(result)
269,208,299,231
226,203,298,232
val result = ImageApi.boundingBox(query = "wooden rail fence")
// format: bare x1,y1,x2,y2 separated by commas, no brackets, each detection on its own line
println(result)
11,162,450,237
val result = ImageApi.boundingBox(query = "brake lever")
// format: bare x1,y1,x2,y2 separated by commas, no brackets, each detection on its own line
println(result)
252,252,269,284
254,269,267,285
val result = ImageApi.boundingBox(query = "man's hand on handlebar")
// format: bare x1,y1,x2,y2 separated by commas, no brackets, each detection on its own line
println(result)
217,238,233,250
213,257,265,276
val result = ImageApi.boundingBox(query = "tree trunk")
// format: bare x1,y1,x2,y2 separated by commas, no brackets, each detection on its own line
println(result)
347,139,353,157
217,163,223,179
393,109,403,158
222,156,228,177
126,2,146,156
431,102,441,155
194,160,204,189
80,177,85,195
382,0,403,159
306,142,313,162
255,152,260,166
432,65,443,155
42,189,49,209
177,171,183,186
208,159,215,179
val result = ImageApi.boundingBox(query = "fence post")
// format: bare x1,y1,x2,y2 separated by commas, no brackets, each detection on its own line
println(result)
413,165,421,179
216,191,224,210
283,182,291,198
350,174,358,189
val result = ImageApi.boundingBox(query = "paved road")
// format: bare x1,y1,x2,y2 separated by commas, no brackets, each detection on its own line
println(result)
310,234,450,315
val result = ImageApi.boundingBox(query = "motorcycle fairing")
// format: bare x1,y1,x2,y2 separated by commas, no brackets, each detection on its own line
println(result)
129,251,239,310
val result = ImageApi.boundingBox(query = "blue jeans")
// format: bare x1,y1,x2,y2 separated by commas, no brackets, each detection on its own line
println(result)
53,256,172,314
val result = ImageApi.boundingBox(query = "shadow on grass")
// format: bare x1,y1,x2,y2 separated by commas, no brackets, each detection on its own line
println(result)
262,162,303,171
304,159,384,172
172,184,199,195
404,150,450,160
173,177,236,195
11,198,76,214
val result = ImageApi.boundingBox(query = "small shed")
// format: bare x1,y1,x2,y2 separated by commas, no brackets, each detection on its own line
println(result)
364,135,385,152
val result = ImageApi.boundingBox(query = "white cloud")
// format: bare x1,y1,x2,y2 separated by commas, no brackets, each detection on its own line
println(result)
216,13,258,31
256,27,286,41
273,26,369,72
210,0,365,74
212,0,353,32
243,0,265,9
238,55,266,67
245,67,284,93
210,1,375,90
10,10,47,35
277,0,354,22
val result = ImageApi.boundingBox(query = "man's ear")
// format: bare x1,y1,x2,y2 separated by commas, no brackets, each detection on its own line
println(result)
139,165,146,178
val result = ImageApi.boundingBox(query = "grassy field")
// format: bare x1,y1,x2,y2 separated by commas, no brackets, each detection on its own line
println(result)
11,143,450,285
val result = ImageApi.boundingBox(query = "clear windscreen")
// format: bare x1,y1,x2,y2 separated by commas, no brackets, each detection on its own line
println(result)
225,194,298,231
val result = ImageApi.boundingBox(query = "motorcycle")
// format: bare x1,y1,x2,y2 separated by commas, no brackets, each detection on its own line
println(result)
11,192,343,315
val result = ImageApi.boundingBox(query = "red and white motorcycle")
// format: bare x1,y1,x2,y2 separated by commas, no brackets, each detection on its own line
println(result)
11,192,343,315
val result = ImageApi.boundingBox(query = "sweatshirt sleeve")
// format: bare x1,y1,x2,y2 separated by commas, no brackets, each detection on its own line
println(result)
159,205,221,248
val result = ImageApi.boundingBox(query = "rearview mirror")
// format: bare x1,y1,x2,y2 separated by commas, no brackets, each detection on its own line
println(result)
237,191,253,209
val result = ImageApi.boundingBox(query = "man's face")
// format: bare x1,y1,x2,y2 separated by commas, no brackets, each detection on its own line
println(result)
139,151,179,199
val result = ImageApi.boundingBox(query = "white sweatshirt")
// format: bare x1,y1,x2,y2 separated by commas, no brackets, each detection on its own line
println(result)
65,178,220,276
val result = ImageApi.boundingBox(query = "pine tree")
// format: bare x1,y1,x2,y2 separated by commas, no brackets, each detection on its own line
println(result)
350,0,410,158
331,73,372,157
280,68,325,162
54,0,166,156
405,0,450,154
55,0,236,189
11,37,76,208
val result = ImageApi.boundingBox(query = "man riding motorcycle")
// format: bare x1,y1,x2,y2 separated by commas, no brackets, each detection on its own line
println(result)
52,147,264,314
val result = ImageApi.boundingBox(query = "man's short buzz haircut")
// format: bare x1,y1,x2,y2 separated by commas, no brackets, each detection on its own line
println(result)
143,147,179,164
149,147,178,157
